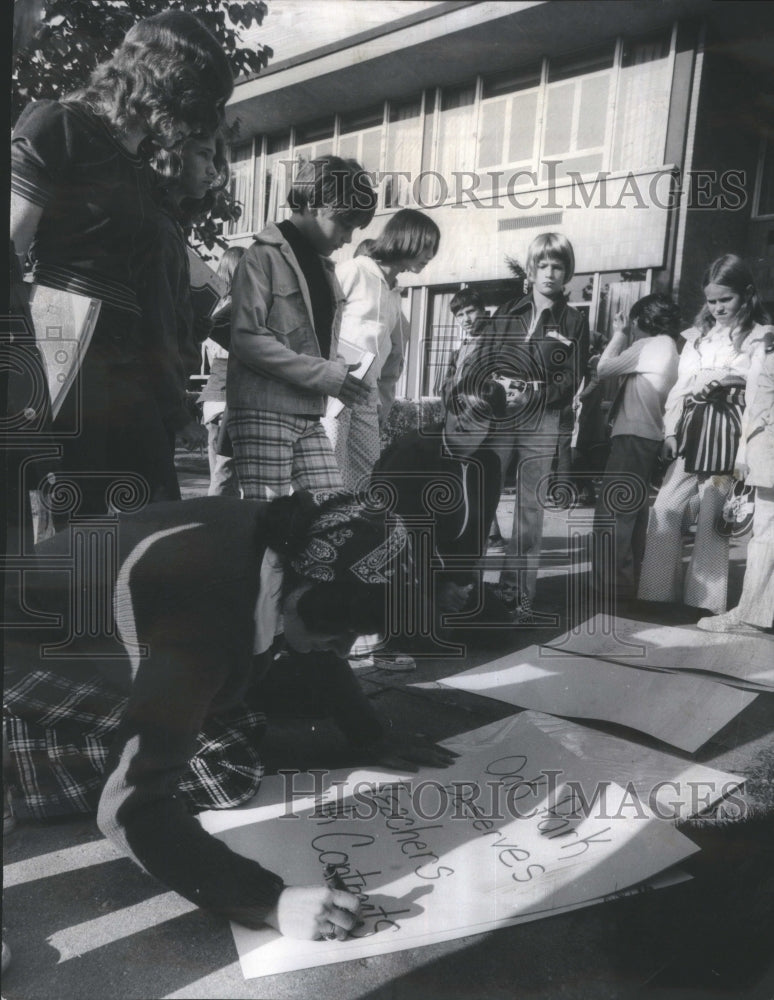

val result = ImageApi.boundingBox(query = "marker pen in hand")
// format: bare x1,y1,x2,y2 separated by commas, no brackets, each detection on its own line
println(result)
323,863,351,894
323,864,361,940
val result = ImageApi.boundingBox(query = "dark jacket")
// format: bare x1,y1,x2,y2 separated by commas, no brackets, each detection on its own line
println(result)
477,294,589,411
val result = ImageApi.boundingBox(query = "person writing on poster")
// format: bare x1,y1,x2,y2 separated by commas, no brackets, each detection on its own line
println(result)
4,491,457,937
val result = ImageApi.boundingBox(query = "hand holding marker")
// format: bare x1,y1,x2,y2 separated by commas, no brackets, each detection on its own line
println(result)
320,864,361,941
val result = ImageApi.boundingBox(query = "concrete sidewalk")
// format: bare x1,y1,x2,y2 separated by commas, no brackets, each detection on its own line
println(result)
3,453,773,1000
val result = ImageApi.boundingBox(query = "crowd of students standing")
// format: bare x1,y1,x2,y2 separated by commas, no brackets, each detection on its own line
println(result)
4,8,773,951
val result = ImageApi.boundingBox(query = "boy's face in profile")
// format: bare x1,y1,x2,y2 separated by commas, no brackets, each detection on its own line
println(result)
307,207,357,256
530,256,566,300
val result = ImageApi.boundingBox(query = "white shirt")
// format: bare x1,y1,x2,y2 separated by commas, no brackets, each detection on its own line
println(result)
662,324,762,439
336,256,406,417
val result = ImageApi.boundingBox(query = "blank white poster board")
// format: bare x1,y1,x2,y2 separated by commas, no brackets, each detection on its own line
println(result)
520,711,744,819
199,716,699,980
545,616,774,691
437,648,757,752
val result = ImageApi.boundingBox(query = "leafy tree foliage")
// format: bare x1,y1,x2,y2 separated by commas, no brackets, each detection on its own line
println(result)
13,0,273,249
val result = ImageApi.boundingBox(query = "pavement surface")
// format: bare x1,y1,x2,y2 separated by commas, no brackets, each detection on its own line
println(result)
3,449,774,1000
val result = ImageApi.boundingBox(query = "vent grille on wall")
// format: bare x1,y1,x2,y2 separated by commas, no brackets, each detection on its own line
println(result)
497,212,564,231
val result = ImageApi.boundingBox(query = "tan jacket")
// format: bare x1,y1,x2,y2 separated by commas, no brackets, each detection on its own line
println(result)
227,222,348,416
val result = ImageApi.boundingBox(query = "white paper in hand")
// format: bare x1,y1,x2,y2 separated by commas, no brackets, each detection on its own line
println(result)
327,337,377,418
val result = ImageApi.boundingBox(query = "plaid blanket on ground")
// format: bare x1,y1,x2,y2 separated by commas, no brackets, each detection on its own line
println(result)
4,670,266,819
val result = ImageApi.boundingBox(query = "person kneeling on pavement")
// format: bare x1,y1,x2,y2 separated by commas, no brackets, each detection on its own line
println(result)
3,492,456,938
369,380,508,623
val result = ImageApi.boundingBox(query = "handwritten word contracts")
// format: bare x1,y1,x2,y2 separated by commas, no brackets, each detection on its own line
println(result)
199,716,699,980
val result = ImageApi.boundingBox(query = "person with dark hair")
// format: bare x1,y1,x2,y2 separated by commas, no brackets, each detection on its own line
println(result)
228,156,377,499
370,380,506,619
3,491,456,936
10,11,233,520
591,293,682,600
323,208,440,490
443,288,488,403
638,256,772,612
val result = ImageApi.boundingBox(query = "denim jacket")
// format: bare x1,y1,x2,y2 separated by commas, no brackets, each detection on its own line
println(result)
227,222,348,416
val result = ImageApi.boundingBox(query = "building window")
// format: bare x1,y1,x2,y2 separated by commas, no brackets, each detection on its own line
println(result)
541,45,615,181
422,289,460,396
263,132,291,226
293,118,335,164
434,84,477,200
384,96,423,208
754,135,774,218
611,31,672,171
227,141,253,234
596,269,649,336
477,65,541,195
338,105,384,176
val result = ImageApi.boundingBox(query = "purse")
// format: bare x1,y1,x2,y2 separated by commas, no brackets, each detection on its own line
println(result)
715,478,755,537
676,377,746,475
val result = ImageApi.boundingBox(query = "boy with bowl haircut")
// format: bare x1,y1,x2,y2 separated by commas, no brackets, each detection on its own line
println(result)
482,233,589,619
228,156,376,498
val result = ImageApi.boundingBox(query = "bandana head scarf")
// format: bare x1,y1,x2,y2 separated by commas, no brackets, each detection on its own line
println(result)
268,490,413,588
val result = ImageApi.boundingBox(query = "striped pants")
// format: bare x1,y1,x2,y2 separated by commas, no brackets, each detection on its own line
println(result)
229,408,343,499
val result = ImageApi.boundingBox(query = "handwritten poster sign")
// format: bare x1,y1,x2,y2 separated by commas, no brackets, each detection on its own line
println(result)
545,616,774,691
437,647,757,752
200,717,699,979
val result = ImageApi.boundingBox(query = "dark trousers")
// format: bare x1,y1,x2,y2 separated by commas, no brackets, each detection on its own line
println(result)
591,434,661,600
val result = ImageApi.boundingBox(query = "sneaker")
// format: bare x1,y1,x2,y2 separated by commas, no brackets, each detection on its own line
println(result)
488,582,522,617
511,592,550,625
487,534,506,553
696,611,759,634
371,653,416,672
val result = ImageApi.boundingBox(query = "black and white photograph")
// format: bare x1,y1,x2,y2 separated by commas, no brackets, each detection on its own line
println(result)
3,1,774,998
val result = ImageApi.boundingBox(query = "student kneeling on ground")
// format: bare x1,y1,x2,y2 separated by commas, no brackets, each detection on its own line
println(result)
370,380,507,622
4,492,456,938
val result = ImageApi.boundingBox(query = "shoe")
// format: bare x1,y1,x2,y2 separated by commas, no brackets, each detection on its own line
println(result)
371,653,416,672
488,582,522,617
487,585,548,625
511,592,553,626
487,534,506,553
696,611,759,634
476,583,519,623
